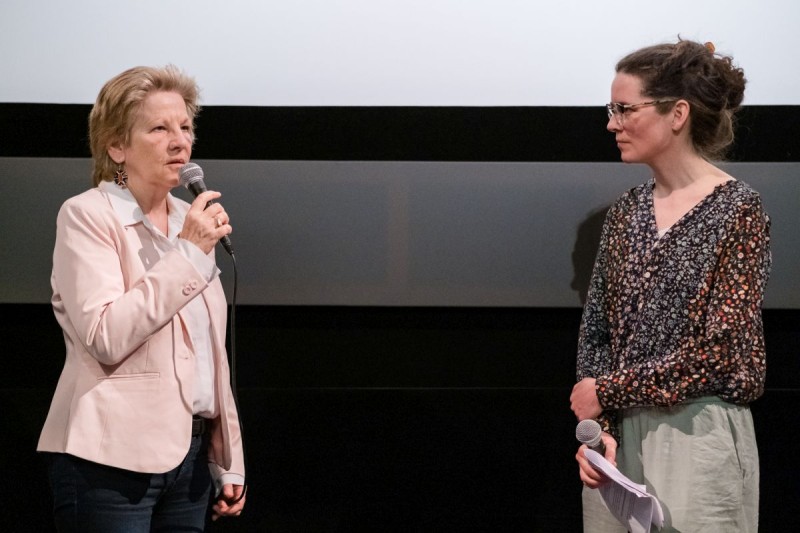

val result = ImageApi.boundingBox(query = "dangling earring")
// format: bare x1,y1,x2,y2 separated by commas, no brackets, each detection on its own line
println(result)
114,164,128,188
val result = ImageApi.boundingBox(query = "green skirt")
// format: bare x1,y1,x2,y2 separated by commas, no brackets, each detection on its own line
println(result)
582,397,759,532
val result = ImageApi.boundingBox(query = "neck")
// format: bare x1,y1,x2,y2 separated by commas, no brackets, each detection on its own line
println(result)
649,150,725,197
126,181,169,216
126,181,171,235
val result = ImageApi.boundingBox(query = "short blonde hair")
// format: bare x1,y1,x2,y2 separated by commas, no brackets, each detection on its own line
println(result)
88,65,200,186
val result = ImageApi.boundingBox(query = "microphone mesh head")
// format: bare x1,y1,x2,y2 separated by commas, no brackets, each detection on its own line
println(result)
179,162,203,188
576,419,602,447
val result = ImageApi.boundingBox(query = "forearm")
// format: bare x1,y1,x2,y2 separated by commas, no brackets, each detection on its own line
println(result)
53,200,218,365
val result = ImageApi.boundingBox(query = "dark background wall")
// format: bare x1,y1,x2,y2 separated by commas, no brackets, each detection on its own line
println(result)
3,304,799,531
1,105,799,531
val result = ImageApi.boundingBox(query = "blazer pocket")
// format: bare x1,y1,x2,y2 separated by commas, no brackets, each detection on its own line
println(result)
96,372,160,383
92,372,162,409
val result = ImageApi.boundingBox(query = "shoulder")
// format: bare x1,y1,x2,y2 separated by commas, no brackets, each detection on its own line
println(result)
606,180,651,219
715,180,771,238
725,178,760,198
58,187,112,219
719,179,769,217
62,186,105,205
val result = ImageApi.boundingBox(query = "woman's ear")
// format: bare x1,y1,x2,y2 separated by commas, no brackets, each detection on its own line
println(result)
671,100,691,131
107,139,125,164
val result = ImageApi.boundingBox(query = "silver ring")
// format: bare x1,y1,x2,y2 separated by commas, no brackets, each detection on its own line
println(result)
215,216,222,228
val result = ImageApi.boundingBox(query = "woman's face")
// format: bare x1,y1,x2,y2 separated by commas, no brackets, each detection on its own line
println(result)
110,90,193,193
607,73,675,166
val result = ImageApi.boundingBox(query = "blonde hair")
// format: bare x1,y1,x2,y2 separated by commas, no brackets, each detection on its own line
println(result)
88,65,200,186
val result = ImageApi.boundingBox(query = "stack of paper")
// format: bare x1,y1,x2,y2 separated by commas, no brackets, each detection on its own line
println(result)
585,449,664,533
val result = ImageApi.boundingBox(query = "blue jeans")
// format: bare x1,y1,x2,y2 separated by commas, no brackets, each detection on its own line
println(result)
48,435,212,532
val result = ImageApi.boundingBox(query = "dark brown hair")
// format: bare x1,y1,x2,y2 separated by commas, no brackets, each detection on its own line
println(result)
616,39,746,160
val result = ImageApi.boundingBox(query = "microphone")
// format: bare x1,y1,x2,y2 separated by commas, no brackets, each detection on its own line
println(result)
576,419,606,455
179,163,234,256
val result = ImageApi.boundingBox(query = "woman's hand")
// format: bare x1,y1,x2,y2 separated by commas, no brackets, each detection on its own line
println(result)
576,432,617,488
570,377,602,421
212,483,246,521
179,191,232,254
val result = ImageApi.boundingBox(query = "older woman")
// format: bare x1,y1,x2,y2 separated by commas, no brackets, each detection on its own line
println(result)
570,40,771,532
38,65,245,531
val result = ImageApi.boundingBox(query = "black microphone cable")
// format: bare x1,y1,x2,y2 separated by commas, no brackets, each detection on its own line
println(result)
180,162,248,505
224,250,248,506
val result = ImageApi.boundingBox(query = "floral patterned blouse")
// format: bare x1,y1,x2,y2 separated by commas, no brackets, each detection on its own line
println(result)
576,178,771,438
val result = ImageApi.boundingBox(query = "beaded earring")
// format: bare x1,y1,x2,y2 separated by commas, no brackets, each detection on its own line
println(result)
114,165,128,188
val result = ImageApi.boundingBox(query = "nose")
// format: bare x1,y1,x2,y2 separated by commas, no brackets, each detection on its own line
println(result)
168,127,189,151
606,114,621,133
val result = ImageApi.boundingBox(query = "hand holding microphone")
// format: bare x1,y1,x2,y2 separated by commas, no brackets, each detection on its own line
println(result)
180,163,234,256
575,419,616,488
576,419,606,455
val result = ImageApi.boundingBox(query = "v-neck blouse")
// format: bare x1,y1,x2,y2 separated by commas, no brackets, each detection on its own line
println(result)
576,178,771,438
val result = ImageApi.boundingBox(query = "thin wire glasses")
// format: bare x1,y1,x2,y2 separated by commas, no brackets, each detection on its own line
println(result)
605,99,677,126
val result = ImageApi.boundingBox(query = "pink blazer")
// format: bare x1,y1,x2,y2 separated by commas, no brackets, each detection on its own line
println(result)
38,182,244,479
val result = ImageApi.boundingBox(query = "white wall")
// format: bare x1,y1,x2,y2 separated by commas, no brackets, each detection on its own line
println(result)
2,0,798,105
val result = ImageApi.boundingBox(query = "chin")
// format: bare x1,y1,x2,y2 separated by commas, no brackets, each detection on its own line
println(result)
618,151,640,164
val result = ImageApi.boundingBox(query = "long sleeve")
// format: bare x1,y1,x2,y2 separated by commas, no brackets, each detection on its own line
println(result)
576,207,618,436
595,202,771,410
52,192,209,366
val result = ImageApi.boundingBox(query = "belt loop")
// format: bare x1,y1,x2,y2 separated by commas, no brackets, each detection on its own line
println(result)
192,416,207,437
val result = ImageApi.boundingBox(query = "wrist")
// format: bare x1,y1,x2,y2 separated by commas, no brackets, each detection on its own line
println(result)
594,374,615,410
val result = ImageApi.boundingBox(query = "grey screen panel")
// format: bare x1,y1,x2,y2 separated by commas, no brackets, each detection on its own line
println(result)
1,158,796,307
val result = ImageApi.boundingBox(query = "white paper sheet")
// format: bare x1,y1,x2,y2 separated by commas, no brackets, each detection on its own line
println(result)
585,449,664,532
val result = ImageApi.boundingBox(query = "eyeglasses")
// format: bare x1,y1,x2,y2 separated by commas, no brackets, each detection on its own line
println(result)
605,99,677,126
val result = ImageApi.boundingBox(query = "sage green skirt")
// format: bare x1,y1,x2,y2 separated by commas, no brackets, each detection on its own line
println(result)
582,397,759,532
